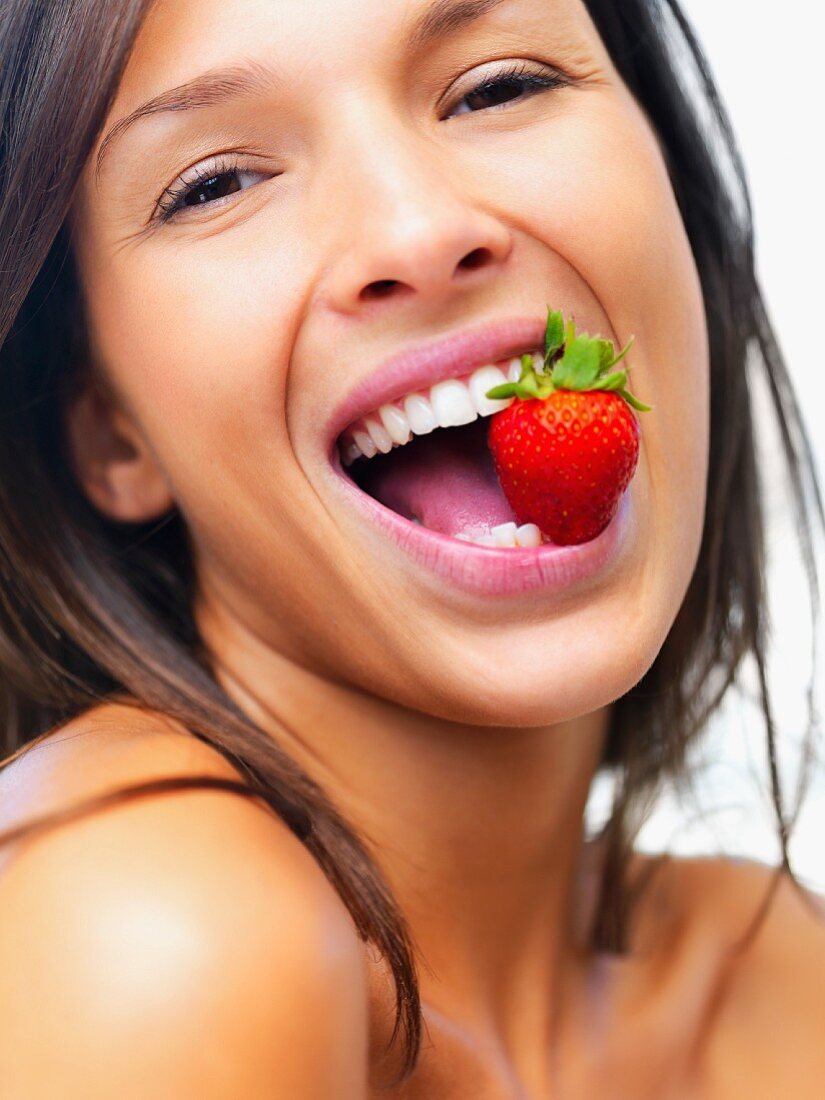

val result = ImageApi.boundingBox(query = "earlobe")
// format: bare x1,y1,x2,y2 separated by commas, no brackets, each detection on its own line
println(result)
65,380,175,523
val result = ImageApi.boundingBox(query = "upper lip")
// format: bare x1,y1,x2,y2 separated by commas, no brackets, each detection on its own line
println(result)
324,314,547,453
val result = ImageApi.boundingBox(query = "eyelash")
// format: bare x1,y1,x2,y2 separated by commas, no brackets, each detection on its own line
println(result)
155,61,568,223
448,60,568,117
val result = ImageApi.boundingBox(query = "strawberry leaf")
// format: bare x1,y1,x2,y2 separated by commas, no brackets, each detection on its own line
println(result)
551,336,601,390
520,371,544,398
598,371,628,391
544,308,565,360
617,387,652,412
487,308,651,412
486,372,546,400
596,340,616,373
518,353,535,382
604,335,634,371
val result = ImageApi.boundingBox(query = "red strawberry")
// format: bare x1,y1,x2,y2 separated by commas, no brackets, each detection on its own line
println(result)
485,309,651,546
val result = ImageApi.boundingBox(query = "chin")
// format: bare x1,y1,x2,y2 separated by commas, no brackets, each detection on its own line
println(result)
362,597,667,730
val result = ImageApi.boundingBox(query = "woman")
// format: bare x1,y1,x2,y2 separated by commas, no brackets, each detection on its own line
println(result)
0,0,822,1095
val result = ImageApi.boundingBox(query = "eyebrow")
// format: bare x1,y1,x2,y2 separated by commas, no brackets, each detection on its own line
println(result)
95,59,279,181
94,0,513,180
409,0,512,51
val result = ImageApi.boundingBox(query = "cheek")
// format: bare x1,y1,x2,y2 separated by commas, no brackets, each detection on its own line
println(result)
72,227,344,634
74,226,311,495
495,86,710,570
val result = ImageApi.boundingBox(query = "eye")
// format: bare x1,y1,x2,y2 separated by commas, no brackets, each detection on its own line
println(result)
156,153,273,222
445,60,569,118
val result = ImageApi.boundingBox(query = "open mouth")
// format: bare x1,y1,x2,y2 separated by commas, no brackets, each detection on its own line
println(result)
336,353,545,549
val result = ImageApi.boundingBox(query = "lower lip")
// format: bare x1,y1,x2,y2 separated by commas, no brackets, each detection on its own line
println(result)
331,455,634,598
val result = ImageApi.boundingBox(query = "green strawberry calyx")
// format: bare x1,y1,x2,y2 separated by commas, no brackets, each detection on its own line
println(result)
485,307,652,413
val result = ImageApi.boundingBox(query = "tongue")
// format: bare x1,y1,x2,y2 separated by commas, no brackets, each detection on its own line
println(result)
356,420,518,539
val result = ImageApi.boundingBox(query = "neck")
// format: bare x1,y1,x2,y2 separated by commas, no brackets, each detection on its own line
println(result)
197,594,609,1037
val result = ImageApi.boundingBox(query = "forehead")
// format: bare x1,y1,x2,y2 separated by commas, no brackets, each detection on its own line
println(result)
118,0,577,94
87,0,596,188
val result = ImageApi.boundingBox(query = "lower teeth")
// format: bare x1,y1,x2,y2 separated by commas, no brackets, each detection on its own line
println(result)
455,522,543,549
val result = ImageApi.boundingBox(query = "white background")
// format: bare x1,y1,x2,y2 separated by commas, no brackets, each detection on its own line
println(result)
588,1,825,891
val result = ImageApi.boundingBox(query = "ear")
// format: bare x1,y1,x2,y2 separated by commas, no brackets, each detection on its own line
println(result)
65,377,175,523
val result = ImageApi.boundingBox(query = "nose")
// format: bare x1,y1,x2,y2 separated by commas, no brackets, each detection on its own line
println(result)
317,107,513,314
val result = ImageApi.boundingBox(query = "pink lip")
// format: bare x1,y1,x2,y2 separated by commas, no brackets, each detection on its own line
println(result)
325,312,635,597
324,315,546,450
330,448,634,598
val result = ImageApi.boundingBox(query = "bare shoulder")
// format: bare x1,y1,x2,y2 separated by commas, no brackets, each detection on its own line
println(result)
700,858,825,1097
639,853,825,1097
659,853,825,984
0,703,369,1098
0,698,245,827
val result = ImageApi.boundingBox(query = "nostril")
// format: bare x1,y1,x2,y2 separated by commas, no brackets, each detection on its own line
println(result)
459,247,491,271
359,246,493,301
362,279,402,301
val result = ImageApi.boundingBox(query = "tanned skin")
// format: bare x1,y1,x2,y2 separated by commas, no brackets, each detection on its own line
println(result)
0,0,822,1095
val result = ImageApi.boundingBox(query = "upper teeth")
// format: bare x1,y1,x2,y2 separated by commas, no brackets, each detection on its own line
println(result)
340,352,542,465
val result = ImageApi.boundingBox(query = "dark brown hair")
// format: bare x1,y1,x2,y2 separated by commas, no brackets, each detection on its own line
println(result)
0,0,821,1081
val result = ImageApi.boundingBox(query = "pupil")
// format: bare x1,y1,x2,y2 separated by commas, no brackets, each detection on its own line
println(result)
466,77,523,111
187,173,240,207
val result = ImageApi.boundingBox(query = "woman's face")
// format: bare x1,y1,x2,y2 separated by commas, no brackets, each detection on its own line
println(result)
69,0,708,726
